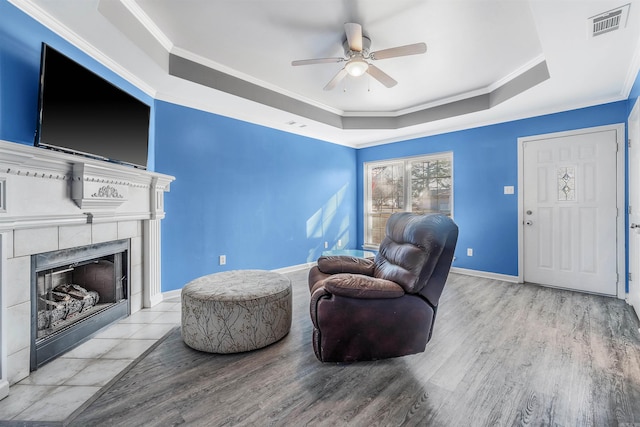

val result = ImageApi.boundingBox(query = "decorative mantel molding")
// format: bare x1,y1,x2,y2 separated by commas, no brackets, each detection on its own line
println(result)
0,140,175,225
0,140,173,189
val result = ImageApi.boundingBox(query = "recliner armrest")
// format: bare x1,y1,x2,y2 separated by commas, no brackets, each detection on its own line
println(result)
316,256,375,276
321,273,405,299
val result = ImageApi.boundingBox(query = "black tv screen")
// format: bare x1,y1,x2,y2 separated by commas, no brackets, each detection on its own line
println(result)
35,44,150,169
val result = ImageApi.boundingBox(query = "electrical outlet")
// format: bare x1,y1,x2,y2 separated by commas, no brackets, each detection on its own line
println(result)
467,248,473,256
324,241,328,249
338,239,342,247
219,255,226,265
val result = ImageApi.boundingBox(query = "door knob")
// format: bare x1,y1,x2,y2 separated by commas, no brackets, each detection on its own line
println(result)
525,220,533,226
631,223,640,229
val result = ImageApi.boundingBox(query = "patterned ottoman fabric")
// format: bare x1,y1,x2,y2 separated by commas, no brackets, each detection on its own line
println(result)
181,270,292,353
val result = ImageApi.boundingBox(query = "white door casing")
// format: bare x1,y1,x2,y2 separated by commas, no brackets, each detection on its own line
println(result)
518,124,625,297
628,101,640,318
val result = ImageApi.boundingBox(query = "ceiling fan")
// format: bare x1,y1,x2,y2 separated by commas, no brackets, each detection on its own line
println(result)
291,23,427,91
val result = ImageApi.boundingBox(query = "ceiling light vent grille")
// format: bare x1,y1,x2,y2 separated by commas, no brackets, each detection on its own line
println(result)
589,4,630,37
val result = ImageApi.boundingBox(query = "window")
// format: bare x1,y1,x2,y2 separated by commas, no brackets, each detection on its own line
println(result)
364,153,453,247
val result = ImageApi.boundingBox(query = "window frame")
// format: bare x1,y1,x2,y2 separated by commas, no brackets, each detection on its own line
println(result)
363,152,454,250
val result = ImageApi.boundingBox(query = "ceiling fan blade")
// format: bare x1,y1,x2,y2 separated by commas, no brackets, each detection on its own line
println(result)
344,22,363,52
324,68,348,91
366,64,397,88
371,42,427,60
292,57,344,66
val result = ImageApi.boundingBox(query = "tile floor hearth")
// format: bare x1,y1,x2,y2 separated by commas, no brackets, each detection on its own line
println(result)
0,297,181,423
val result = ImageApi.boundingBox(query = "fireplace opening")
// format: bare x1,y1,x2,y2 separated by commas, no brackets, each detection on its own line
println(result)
31,239,131,370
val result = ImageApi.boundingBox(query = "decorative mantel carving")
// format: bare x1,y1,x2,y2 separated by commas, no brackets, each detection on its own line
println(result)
72,163,130,210
92,185,124,199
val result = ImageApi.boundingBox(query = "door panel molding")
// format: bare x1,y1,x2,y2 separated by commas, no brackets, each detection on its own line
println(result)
517,123,626,298
628,100,640,317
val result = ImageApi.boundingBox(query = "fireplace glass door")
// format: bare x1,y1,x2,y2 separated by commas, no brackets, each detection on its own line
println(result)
31,239,130,369
36,256,124,339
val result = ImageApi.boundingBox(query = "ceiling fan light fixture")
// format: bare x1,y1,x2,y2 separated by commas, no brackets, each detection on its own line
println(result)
345,58,369,77
291,23,425,90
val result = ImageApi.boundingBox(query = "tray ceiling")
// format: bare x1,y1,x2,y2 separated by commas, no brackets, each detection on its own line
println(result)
11,0,640,147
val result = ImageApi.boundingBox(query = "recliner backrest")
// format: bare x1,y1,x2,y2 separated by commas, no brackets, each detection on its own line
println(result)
373,213,458,306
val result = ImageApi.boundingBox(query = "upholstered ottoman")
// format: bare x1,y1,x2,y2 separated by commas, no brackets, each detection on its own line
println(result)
181,270,292,353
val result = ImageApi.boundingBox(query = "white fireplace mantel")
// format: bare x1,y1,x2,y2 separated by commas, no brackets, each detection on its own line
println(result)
0,139,175,398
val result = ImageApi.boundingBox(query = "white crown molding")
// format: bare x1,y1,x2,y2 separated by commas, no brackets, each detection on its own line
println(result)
344,54,547,117
622,32,640,98
8,0,157,98
354,92,628,149
487,54,547,93
120,0,173,52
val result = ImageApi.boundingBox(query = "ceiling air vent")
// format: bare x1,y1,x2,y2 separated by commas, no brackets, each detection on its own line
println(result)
589,4,630,37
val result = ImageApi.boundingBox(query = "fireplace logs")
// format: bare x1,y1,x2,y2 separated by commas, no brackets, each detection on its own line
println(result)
37,284,100,330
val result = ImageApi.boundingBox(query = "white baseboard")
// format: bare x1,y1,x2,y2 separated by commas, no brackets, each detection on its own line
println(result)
272,262,316,274
0,380,8,401
161,288,181,301
159,262,317,302
450,267,519,283
159,265,519,302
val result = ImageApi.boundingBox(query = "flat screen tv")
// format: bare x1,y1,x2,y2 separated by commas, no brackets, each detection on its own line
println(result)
35,43,150,169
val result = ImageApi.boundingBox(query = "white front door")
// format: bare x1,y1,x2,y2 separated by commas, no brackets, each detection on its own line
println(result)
522,128,619,295
629,101,640,318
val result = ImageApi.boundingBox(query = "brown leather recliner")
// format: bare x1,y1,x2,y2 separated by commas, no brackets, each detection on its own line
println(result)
308,212,458,362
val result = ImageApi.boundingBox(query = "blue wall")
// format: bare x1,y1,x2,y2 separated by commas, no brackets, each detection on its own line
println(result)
155,102,356,290
629,67,640,115
2,0,639,291
0,1,358,292
357,102,629,277
0,1,155,168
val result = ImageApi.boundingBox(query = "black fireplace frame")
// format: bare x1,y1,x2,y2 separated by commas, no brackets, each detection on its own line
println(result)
30,239,131,370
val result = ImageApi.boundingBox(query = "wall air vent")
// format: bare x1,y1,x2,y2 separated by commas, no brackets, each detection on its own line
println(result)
589,4,630,37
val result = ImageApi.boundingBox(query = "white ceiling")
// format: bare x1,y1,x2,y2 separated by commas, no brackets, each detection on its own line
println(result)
12,0,640,147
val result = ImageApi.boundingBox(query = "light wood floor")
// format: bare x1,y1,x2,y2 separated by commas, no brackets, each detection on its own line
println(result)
68,269,640,426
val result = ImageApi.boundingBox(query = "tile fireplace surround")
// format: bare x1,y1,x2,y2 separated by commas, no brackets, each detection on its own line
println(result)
0,139,175,400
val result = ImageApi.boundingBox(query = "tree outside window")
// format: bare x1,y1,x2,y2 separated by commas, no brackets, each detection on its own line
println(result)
365,153,453,247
